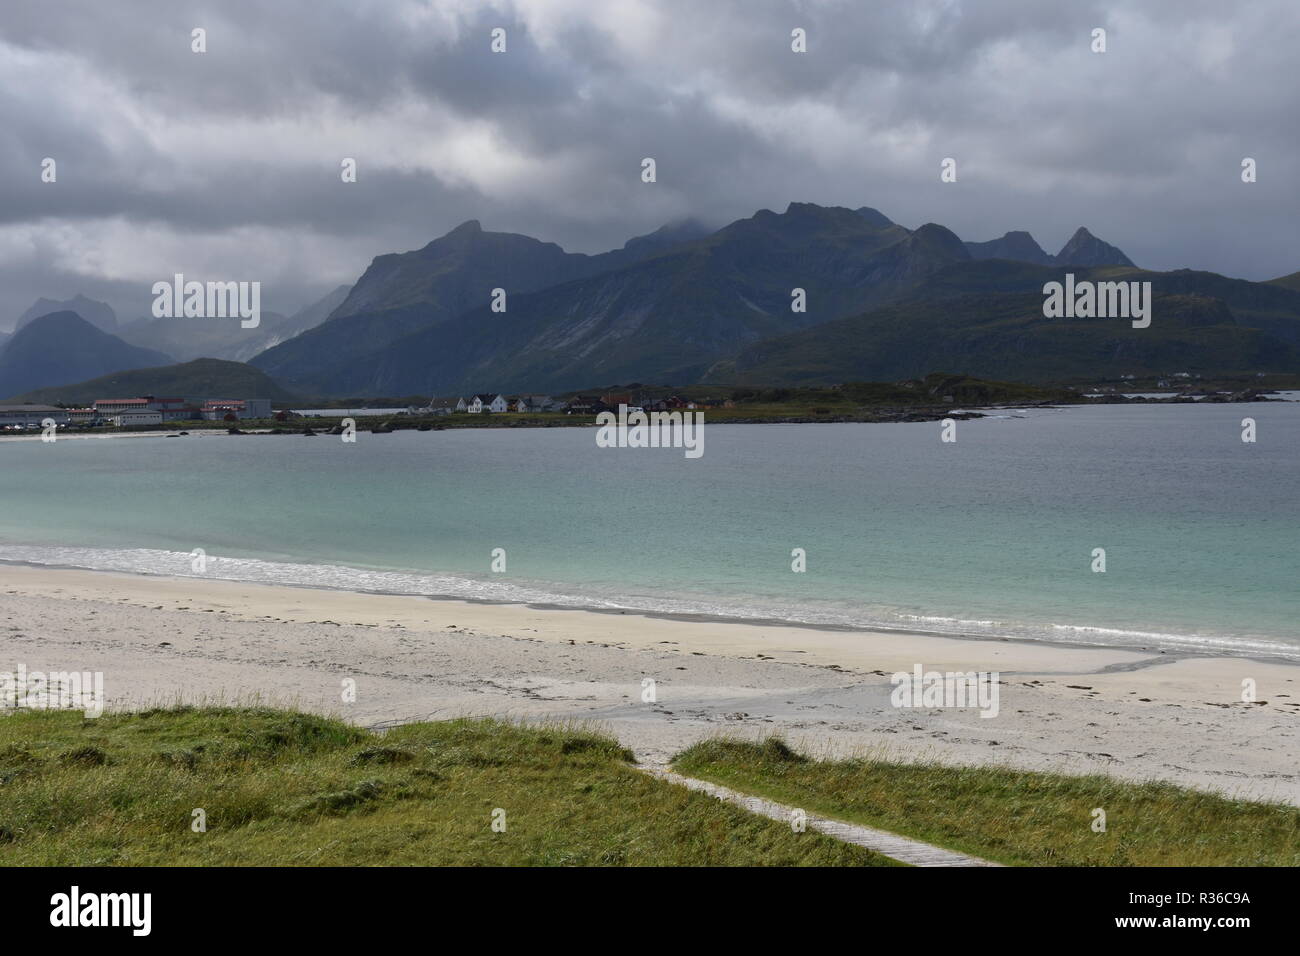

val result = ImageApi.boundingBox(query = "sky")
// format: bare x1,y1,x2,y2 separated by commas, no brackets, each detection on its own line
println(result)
1,0,1296,328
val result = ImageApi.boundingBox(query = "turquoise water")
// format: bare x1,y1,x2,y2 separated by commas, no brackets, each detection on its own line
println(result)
0,403,1296,658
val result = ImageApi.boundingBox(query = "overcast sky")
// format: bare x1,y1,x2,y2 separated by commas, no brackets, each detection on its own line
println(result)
1,0,1296,328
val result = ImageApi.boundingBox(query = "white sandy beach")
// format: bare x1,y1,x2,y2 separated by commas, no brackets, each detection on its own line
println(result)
1,564,1296,804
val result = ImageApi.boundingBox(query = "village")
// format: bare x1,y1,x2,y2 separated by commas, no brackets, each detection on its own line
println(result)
412,390,735,416
0,396,273,430
0,390,734,432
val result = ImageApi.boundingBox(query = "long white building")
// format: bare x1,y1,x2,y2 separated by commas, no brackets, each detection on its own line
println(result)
0,404,71,427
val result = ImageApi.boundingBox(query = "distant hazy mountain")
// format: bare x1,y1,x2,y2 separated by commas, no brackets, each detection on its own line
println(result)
9,358,299,406
16,294,118,334
116,285,350,363
1053,227,1135,268
607,218,713,261
965,231,1054,265
0,312,173,399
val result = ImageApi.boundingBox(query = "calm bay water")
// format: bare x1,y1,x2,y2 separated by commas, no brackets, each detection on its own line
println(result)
1,403,1296,658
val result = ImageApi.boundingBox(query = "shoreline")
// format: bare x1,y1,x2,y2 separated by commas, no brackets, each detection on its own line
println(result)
2,557,1292,665
2,390,1292,441
2,563,1297,804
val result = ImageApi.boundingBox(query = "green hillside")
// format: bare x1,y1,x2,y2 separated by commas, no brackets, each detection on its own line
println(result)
9,358,301,406
722,290,1300,386
1267,270,1300,292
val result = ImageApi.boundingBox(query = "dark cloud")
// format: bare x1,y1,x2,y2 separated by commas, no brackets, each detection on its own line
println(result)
1,0,1296,327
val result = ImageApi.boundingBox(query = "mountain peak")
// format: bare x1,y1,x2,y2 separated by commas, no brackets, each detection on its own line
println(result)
909,223,970,259
449,219,483,235
964,230,1052,266
17,310,94,334
1054,227,1135,268
17,294,118,333
0,311,173,399
621,219,711,254
855,206,894,228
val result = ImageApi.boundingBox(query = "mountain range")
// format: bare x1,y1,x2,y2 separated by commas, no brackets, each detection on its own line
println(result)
16,295,119,334
249,203,1299,394
0,286,351,400
8,203,1300,399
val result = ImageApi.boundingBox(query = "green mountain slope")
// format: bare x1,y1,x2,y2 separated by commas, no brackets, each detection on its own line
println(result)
9,358,300,406
1267,270,1300,292
722,284,1300,385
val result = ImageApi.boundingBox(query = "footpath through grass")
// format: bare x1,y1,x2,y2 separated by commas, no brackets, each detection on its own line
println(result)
0,707,891,866
673,738,1300,867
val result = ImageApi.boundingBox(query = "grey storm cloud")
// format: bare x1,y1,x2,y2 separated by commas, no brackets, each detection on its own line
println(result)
0,0,1296,327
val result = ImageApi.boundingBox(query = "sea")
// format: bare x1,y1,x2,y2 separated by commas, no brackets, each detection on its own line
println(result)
1,402,1296,659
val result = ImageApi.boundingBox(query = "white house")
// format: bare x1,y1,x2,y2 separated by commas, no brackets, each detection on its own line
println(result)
455,397,469,412
468,393,508,414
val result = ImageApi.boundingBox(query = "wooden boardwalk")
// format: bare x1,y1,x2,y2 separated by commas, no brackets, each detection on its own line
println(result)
646,769,1003,867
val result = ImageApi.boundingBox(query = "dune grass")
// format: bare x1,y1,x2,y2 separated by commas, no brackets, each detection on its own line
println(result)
0,707,892,866
672,738,1300,867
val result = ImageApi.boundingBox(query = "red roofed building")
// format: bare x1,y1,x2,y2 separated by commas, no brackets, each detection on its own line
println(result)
93,398,150,415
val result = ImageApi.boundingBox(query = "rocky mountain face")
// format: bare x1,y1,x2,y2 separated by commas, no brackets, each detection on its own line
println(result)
251,219,716,395
252,203,976,395
964,227,1133,268
23,205,1288,399
15,199,1262,398
1053,226,1135,268
965,231,1054,265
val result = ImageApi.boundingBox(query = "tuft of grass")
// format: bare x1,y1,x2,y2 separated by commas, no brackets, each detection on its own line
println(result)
0,707,890,867
58,746,107,767
673,737,1300,867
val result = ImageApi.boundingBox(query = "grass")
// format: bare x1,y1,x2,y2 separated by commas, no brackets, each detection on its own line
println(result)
673,738,1300,867
0,707,891,866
